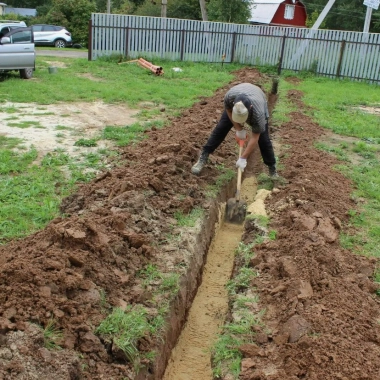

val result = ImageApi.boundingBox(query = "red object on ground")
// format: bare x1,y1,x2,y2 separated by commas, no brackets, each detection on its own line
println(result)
138,58,164,76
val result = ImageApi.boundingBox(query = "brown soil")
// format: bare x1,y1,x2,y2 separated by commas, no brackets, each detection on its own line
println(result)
0,68,380,380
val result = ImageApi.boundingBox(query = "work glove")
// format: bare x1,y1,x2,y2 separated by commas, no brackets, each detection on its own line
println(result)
235,130,247,140
236,158,247,172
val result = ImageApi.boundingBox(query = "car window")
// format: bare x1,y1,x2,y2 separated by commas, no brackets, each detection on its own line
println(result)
33,25,43,32
43,25,56,31
0,26,10,38
9,30,32,43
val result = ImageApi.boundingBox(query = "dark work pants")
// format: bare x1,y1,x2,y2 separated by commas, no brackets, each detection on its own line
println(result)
203,110,276,167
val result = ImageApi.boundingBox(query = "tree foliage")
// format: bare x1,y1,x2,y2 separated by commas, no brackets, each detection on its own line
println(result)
167,0,202,20
133,1,161,17
303,0,380,33
208,0,251,23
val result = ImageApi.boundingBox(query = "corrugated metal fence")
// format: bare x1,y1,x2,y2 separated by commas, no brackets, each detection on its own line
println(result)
89,13,380,83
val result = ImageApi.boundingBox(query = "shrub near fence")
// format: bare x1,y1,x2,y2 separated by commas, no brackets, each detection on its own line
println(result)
89,13,380,83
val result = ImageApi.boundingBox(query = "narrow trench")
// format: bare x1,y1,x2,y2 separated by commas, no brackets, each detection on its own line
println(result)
163,177,258,380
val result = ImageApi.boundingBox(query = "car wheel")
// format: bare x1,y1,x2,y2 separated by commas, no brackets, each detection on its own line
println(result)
55,39,66,48
19,68,33,79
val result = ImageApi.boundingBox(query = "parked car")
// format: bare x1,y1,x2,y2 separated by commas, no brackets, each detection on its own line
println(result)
0,27,35,79
32,24,72,48
0,20,27,38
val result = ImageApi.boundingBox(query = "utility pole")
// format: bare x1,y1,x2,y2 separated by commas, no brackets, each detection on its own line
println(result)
363,6,373,32
199,0,208,21
107,0,111,13
310,0,336,29
161,0,167,18
290,0,336,64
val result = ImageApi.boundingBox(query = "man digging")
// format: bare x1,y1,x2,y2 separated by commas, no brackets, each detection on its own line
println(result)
191,83,277,177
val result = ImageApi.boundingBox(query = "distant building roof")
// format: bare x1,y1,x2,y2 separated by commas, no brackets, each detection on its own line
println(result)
249,0,284,24
5,7,37,17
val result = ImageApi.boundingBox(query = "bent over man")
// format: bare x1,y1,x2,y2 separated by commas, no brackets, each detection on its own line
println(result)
191,83,277,177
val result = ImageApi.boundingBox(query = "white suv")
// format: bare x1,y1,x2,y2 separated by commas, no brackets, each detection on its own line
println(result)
32,24,73,48
0,26,35,79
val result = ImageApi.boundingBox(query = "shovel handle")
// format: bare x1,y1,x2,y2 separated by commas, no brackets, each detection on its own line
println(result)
236,145,244,201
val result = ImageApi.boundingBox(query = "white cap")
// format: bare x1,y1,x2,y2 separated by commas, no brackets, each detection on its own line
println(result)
232,101,248,124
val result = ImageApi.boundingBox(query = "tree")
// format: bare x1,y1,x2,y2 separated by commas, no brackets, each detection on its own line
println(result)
208,0,251,24
133,0,161,16
42,0,96,45
302,0,380,32
167,0,202,20
113,0,136,14
305,10,326,29
5,0,47,7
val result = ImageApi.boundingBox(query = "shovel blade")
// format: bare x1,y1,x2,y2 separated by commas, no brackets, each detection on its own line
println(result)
226,198,247,224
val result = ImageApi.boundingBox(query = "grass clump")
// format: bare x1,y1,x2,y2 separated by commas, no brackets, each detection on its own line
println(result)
315,142,350,161
174,207,204,227
41,319,63,350
74,138,98,147
7,121,42,129
206,165,235,197
97,265,180,373
96,306,155,368
212,242,264,379
226,242,258,297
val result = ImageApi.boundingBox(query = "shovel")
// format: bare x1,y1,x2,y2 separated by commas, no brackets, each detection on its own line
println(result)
225,138,247,224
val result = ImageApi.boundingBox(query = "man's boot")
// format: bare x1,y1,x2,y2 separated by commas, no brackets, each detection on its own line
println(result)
191,151,209,175
268,164,278,177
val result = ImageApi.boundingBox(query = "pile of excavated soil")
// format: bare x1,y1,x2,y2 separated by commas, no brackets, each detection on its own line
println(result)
0,68,379,380
239,88,380,380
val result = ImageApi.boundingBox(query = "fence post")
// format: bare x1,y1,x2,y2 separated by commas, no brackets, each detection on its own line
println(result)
336,40,346,78
180,30,185,61
230,32,237,63
125,27,129,59
88,19,92,61
277,35,286,75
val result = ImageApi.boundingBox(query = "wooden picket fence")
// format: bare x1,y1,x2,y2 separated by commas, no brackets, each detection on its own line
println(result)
89,13,380,83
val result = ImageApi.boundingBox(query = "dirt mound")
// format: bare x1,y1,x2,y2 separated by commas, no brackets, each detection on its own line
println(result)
239,84,380,380
0,68,379,380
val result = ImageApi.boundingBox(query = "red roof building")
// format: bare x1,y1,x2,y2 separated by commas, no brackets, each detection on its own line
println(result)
249,0,307,28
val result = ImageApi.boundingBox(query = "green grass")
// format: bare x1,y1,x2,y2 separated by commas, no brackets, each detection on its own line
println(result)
0,144,110,243
97,264,180,373
102,122,155,147
2,56,243,108
96,305,156,369
315,142,350,161
0,105,18,113
174,207,204,227
0,135,23,150
226,243,258,297
0,58,245,243
40,319,63,350
297,77,380,139
74,138,98,147
212,242,263,379
206,165,235,196
7,121,42,128
270,78,297,126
